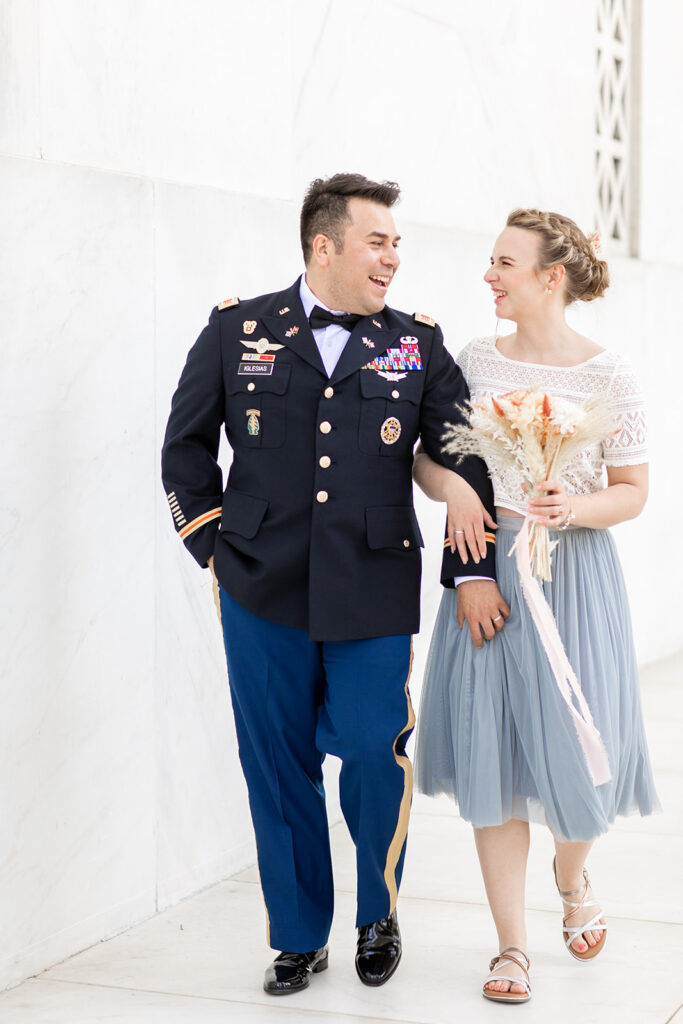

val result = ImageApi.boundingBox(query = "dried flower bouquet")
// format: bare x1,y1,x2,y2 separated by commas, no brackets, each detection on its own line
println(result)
443,389,615,580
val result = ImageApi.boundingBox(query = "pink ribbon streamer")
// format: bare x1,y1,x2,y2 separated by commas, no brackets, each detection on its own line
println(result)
509,520,612,787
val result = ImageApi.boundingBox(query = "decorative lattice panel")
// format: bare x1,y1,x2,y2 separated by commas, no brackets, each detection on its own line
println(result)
595,0,640,255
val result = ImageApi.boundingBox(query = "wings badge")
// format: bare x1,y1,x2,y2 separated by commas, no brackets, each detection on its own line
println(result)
240,338,284,354
376,370,407,382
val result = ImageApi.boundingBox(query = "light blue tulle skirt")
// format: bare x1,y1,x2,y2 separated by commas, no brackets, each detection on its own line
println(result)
414,516,660,841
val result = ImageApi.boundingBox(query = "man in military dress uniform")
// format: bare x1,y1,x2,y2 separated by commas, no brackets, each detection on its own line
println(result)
162,173,500,994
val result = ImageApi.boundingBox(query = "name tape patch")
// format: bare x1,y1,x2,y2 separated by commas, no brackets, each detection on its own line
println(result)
238,363,274,376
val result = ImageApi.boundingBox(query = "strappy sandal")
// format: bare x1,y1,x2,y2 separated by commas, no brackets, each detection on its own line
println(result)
482,946,531,1003
553,856,607,961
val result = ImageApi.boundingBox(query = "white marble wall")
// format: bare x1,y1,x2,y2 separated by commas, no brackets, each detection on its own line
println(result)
0,156,157,985
1,0,681,992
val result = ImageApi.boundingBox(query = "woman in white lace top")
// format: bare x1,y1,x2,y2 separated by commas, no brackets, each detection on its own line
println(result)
413,209,660,1004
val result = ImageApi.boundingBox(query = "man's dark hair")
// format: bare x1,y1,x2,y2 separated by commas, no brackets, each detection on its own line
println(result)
300,173,400,264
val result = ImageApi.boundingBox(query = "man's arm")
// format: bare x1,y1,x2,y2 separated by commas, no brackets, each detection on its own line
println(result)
161,308,225,567
416,326,511,645
417,324,496,579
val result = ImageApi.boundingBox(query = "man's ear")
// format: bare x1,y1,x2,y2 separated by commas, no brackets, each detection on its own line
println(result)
311,233,331,267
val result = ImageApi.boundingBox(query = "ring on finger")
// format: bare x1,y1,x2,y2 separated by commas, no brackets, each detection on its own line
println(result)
493,614,503,622
454,530,465,534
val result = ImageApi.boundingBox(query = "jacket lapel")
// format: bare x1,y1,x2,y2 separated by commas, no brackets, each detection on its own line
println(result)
260,280,326,377
329,310,401,385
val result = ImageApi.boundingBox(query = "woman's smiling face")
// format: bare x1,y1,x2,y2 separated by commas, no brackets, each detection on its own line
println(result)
483,226,556,321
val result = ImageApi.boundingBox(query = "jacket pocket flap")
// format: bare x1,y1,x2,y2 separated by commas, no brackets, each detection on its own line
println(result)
365,506,424,550
221,489,269,539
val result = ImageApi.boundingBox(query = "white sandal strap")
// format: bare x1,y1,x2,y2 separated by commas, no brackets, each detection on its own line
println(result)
562,895,599,910
485,950,531,994
484,973,531,995
563,914,607,947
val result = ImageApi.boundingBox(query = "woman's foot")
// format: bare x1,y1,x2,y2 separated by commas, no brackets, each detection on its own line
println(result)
553,857,607,959
483,947,531,1002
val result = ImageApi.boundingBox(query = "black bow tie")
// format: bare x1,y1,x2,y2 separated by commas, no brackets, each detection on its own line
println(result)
309,305,363,331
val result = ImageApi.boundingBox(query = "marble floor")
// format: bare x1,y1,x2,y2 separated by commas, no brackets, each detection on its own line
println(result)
2,654,682,1024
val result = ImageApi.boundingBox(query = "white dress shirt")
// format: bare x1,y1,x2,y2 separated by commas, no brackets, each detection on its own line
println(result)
299,276,351,377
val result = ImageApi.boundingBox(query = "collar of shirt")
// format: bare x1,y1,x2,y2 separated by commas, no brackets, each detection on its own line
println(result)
299,275,350,323
299,275,352,377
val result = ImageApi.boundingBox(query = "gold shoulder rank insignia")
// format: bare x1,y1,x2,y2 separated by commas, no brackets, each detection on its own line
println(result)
413,312,435,327
218,297,240,311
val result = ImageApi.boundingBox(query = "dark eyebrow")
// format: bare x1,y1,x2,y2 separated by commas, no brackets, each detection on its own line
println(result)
367,231,401,243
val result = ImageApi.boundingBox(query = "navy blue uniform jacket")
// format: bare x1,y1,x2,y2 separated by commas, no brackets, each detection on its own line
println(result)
161,278,495,641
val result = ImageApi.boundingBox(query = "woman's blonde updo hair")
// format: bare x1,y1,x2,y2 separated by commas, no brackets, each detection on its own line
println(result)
506,208,609,303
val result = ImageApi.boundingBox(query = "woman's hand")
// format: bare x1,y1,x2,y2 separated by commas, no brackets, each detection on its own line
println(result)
444,472,497,565
527,479,572,527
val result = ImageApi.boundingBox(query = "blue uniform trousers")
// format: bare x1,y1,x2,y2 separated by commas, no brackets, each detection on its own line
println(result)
218,585,414,953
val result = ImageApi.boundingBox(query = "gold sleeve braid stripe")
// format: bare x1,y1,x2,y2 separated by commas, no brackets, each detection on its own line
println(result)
179,508,222,540
166,490,187,527
443,532,496,549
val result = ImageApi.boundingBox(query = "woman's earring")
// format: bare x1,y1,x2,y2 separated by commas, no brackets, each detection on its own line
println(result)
544,286,553,295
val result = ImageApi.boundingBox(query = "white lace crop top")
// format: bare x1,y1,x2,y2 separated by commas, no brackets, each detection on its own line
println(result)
457,336,648,515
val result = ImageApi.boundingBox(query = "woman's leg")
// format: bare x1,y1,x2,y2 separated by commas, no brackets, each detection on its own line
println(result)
474,819,530,994
553,839,605,952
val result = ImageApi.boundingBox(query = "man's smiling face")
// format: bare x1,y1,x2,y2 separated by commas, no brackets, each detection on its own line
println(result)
322,197,400,315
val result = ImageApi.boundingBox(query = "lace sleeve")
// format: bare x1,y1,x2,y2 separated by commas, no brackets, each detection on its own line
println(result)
455,341,473,384
602,357,648,466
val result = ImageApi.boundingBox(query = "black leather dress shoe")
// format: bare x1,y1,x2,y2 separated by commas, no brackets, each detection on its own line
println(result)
355,910,402,986
263,946,329,995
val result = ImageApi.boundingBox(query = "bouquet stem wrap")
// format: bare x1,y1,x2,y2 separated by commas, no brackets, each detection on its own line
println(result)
509,520,612,787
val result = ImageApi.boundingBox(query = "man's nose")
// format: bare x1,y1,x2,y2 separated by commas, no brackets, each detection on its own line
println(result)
383,247,400,269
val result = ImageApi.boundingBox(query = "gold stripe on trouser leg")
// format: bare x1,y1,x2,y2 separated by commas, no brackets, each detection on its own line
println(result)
212,564,271,944
383,640,415,914
210,561,222,625
259,876,271,946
